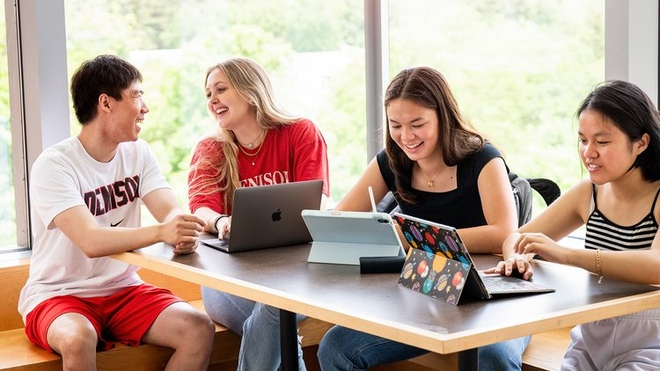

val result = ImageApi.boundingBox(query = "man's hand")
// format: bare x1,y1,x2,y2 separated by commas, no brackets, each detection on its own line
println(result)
161,214,205,255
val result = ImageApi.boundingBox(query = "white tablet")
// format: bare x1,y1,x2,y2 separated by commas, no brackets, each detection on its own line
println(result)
302,210,405,265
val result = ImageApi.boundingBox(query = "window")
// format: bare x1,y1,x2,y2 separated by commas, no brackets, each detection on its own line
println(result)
0,2,17,252
63,0,366,206
388,0,605,206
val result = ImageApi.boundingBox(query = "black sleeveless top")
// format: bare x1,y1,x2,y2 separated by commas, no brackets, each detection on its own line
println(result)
376,143,503,229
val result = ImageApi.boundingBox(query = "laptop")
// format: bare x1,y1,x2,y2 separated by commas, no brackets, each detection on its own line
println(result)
200,180,323,253
392,213,554,303
303,210,405,265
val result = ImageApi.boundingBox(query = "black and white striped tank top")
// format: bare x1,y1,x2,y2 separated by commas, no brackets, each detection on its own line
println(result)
585,185,660,251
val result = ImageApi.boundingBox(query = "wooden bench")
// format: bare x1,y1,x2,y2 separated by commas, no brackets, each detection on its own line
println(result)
522,327,571,371
0,259,332,371
380,327,570,371
0,299,334,371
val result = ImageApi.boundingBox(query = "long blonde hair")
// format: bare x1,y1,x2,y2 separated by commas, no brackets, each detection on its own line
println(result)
189,57,300,210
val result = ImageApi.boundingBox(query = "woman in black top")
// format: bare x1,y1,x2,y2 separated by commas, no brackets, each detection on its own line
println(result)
318,67,524,370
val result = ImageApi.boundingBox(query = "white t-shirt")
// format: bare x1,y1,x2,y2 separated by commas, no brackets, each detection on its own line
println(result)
18,137,170,322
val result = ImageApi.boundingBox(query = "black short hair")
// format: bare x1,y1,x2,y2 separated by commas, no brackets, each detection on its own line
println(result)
577,80,660,182
70,55,142,124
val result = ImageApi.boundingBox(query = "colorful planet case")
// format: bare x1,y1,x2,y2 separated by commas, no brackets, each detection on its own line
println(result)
398,248,471,305
394,214,474,305
393,212,554,305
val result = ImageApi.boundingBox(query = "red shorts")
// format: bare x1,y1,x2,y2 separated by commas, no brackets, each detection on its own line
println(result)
25,284,182,353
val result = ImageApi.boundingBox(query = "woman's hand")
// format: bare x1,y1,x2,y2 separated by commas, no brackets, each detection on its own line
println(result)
216,216,232,239
484,253,535,280
485,232,567,280
514,232,568,264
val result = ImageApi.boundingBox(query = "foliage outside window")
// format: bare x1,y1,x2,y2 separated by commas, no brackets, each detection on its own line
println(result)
0,0,605,252
388,0,604,212
64,0,366,211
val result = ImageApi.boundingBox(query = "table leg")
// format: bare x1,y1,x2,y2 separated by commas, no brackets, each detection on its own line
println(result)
458,348,478,371
280,309,298,371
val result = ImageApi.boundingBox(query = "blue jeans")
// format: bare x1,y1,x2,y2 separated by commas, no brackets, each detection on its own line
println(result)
317,325,531,371
201,286,307,371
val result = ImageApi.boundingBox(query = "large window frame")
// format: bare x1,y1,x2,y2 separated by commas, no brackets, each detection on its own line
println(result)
3,0,658,252
5,0,69,252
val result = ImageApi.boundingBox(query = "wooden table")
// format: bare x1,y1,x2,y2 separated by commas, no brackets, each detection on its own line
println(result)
112,242,660,371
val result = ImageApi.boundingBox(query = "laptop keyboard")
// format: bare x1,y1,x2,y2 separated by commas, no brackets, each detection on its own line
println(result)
481,274,552,294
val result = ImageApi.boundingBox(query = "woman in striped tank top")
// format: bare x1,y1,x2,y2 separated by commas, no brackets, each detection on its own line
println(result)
489,80,660,371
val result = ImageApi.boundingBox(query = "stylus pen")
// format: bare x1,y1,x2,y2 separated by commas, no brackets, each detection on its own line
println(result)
368,186,377,213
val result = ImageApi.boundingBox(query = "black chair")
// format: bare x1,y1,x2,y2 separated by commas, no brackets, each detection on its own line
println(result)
528,177,561,206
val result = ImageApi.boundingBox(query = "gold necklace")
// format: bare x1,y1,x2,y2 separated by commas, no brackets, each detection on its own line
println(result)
419,164,444,187
239,129,265,149
237,131,267,165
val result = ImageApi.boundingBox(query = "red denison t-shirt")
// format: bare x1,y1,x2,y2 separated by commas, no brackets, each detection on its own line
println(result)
188,118,330,214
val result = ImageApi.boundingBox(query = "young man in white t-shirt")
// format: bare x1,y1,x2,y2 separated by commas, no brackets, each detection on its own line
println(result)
18,54,215,371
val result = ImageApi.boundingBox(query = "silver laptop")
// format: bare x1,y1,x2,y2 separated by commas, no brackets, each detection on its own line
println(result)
304,210,405,265
200,180,323,253
393,213,554,300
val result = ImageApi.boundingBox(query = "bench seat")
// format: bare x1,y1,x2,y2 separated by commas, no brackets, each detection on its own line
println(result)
521,326,571,371
0,327,60,370
0,299,333,371
0,300,239,371
396,327,571,371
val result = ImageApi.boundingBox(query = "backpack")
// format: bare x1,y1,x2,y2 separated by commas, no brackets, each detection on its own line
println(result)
509,172,533,227
510,172,561,227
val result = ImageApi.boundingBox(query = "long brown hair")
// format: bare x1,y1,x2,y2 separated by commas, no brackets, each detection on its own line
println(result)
189,57,300,210
384,67,484,203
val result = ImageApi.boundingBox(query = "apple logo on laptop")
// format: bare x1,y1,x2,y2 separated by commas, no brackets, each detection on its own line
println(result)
271,209,282,222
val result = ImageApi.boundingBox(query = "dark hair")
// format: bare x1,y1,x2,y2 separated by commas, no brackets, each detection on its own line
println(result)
577,80,660,182
384,67,484,203
70,55,142,124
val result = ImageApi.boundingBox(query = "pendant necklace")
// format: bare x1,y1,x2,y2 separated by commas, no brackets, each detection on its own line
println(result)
420,164,445,188
239,129,265,149
238,131,267,165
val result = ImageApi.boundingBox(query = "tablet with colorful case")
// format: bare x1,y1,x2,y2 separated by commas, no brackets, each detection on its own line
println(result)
393,213,554,304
